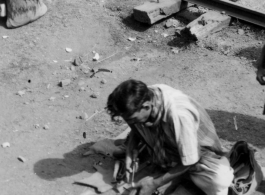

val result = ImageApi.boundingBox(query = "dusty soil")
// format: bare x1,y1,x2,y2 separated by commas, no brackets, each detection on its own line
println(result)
0,0,264,195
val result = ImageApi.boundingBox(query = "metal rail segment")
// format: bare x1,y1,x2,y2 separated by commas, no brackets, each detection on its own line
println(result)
184,0,265,28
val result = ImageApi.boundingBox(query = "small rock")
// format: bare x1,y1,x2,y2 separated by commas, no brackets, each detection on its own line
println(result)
238,29,245,35
161,33,169,38
53,60,58,63
154,30,158,33
1,142,10,148
223,50,230,55
128,37,136,41
49,97,56,101
84,113,89,120
165,19,180,28
221,11,226,14
17,156,27,163
64,95,69,98
131,58,141,62
258,41,263,45
47,84,51,89
81,66,91,74
171,48,179,54
90,92,99,98
43,125,49,130
78,80,85,86
70,66,75,71
100,79,107,84
17,90,26,97
83,132,86,138
34,124,40,129
93,53,100,61
59,79,71,87
79,87,86,91
74,56,83,66
65,47,72,53
2,35,8,39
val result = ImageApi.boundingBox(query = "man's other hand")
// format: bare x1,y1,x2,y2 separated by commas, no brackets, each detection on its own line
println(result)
257,68,265,85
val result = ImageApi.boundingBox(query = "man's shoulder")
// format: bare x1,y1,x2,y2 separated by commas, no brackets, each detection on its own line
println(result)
149,84,186,99
149,84,179,93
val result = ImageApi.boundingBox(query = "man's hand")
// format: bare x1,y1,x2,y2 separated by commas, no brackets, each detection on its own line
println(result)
129,176,157,195
257,68,265,85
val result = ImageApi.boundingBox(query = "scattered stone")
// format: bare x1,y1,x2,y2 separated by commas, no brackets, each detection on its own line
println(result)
49,97,56,101
17,90,26,97
133,0,185,24
92,53,100,61
90,92,99,98
223,50,230,55
84,113,89,120
186,11,231,40
238,29,245,35
171,48,179,54
34,124,40,129
74,56,83,66
65,47,72,53
70,66,75,71
131,58,141,61
43,124,49,130
78,80,85,86
161,33,169,38
165,18,180,28
80,65,91,74
17,156,27,163
128,37,136,41
79,87,86,91
100,79,107,84
1,142,10,148
59,79,71,87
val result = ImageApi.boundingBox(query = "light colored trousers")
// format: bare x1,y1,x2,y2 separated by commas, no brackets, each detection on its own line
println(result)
172,155,234,195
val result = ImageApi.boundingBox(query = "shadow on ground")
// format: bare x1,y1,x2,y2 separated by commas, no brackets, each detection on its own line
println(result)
235,46,262,66
34,142,101,180
208,109,265,149
0,16,7,28
121,14,151,32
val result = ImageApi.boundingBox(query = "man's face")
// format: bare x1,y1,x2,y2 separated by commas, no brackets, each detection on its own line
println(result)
122,103,152,125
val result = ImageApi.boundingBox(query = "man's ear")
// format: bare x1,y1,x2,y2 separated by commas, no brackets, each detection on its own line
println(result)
142,101,151,110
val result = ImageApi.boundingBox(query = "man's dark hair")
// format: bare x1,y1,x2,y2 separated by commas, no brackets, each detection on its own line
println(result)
106,79,153,121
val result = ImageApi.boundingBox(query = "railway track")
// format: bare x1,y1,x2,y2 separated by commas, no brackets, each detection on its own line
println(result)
185,0,265,28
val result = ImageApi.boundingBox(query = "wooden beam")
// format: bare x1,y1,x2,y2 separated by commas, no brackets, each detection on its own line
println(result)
184,0,265,28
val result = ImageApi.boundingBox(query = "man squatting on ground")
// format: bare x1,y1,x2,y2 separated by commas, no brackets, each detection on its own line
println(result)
106,79,234,195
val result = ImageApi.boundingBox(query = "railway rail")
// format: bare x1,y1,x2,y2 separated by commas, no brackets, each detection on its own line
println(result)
185,0,265,28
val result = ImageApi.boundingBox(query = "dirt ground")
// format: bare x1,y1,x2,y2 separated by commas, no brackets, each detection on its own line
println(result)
0,0,265,195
